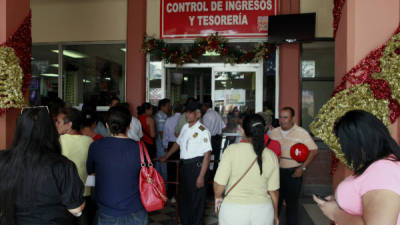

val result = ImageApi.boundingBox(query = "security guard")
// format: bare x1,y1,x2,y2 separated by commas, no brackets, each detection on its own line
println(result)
160,101,212,225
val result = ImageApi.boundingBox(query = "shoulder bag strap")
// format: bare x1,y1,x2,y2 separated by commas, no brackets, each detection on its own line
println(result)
224,157,258,197
265,137,272,148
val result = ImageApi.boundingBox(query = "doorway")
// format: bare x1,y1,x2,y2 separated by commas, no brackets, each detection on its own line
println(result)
166,68,212,105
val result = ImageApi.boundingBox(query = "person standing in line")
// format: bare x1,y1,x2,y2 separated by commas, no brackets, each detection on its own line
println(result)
55,107,94,225
214,114,280,225
127,113,143,142
137,103,157,159
109,96,120,107
80,111,104,141
257,112,281,158
154,98,171,182
162,102,184,202
160,101,212,225
87,105,148,225
0,106,85,225
201,100,226,176
269,106,319,225
174,97,197,137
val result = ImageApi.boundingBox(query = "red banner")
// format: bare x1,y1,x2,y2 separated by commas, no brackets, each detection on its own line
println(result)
161,0,279,39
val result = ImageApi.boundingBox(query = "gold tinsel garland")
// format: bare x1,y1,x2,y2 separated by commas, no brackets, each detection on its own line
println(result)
373,32,400,103
309,84,390,169
0,47,26,108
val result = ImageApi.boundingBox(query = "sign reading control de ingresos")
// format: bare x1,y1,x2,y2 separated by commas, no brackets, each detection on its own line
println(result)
161,0,279,39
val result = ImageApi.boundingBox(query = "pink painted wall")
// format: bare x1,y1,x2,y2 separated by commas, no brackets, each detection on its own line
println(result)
0,0,30,150
278,0,301,122
126,0,146,115
333,0,400,190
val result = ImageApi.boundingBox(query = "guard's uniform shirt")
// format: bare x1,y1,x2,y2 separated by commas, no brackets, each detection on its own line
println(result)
175,120,212,225
176,121,212,159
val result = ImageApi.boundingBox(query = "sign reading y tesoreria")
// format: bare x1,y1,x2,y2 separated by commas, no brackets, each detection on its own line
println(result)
161,0,279,39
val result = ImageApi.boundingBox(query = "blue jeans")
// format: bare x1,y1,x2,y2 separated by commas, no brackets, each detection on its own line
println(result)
155,138,168,182
97,209,148,225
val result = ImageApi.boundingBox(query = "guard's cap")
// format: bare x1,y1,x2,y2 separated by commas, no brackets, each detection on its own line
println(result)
185,101,202,112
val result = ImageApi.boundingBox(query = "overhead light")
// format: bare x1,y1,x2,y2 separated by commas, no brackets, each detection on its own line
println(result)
202,51,220,56
105,77,111,81
83,79,91,83
184,77,188,81
51,50,88,59
41,73,59,77
50,64,59,68
120,48,126,52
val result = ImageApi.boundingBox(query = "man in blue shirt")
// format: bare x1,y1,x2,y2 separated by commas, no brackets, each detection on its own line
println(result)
154,98,171,182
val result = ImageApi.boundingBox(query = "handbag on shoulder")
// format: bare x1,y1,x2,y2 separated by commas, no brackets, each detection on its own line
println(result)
138,141,167,212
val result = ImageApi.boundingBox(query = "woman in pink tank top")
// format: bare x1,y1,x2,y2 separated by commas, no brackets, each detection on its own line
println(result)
314,110,400,225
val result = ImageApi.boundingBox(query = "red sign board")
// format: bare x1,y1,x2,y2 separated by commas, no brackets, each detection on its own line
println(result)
161,0,279,39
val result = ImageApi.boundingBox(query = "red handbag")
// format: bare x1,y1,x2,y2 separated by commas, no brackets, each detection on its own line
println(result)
138,141,167,212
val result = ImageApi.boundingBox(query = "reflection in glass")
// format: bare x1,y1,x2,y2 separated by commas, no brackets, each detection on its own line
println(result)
301,81,333,131
31,45,59,105
149,61,162,105
63,44,126,106
166,68,211,105
214,71,255,119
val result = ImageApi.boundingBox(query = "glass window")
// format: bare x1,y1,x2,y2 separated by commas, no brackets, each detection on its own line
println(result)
63,44,126,106
263,51,276,115
30,45,59,105
148,61,163,105
301,41,334,131
30,43,126,107
214,71,256,116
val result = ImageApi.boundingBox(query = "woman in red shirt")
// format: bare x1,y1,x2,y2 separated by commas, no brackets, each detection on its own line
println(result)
137,103,157,159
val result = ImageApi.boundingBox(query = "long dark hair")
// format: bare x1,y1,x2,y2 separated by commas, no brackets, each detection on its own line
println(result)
0,107,62,225
137,103,152,115
334,110,400,176
107,105,132,135
243,114,266,174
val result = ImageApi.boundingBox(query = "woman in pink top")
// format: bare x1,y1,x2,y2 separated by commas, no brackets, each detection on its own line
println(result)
314,110,400,225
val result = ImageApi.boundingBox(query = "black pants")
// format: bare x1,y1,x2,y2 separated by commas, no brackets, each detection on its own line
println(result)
278,167,303,225
210,134,222,175
179,157,207,225
78,196,96,225
167,142,179,198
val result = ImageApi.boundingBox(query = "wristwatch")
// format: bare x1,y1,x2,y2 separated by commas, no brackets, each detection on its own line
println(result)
301,166,307,172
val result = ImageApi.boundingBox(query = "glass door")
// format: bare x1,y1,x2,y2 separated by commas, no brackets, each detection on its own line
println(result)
212,64,263,119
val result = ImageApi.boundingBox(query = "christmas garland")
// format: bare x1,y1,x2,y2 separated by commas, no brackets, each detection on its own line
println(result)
0,11,31,115
310,25,400,170
333,0,346,38
0,47,26,109
142,33,276,65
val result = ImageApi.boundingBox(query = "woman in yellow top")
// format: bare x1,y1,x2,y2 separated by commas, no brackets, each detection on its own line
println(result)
214,114,280,225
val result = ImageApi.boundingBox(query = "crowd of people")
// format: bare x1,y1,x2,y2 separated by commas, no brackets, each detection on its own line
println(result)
1,96,400,225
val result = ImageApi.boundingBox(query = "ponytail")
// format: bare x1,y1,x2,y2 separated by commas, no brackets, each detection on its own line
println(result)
243,114,266,175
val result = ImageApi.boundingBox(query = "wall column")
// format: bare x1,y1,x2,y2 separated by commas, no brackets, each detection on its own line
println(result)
278,0,300,122
126,0,146,114
333,0,400,190
0,0,30,150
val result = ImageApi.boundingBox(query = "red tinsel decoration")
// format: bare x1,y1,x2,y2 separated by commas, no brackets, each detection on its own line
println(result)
333,0,346,38
330,24,400,174
0,11,32,115
332,25,400,123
